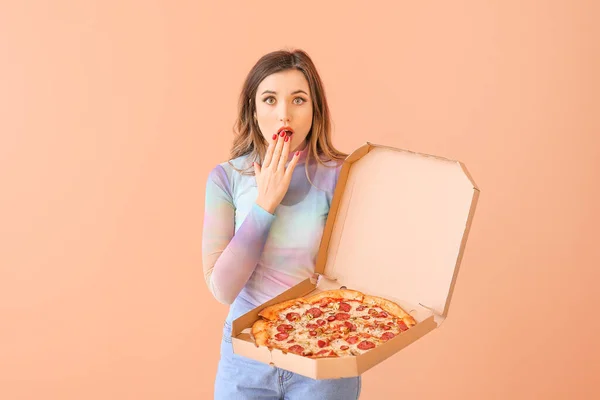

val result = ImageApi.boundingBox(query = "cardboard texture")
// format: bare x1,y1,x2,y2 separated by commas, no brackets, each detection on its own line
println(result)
231,142,480,379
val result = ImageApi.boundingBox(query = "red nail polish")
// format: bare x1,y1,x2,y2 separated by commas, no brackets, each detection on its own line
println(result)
284,135,289,142
296,151,300,156
272,133,277,140
280,131,285,137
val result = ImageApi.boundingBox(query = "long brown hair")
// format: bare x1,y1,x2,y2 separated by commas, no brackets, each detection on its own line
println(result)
228,49,347,189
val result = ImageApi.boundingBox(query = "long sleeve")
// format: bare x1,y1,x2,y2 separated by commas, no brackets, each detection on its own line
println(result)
201,165,276,304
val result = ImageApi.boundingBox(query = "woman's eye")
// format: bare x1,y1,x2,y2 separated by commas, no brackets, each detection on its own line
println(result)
263,96,307,105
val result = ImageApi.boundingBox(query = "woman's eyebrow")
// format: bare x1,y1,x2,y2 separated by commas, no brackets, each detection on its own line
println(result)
261,90,308,95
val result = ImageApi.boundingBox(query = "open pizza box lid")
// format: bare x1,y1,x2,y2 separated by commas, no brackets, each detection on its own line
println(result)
231,142,480,379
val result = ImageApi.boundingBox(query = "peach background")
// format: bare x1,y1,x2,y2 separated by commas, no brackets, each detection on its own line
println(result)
1,1,598,399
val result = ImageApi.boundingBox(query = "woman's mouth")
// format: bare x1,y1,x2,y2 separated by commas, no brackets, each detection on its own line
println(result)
278,126,294,136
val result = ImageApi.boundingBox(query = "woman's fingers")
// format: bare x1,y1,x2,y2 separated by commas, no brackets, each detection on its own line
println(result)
283,150,301,180
262,133,278,168
277,134,292,171
269,132,285,169
253,161,261,177
254,135,300,214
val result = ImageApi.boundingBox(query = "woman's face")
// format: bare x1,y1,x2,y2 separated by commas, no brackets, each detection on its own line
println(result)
254,69,313,153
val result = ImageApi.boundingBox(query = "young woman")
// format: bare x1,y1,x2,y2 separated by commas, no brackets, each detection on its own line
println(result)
202,49,361,399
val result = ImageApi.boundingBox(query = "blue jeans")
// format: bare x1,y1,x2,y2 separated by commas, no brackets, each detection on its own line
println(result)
214,297,362,399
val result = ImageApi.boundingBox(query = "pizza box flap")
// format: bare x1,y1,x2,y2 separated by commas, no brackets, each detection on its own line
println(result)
314,142,479,319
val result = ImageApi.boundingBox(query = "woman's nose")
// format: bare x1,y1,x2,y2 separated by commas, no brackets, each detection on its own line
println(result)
278,104,291,123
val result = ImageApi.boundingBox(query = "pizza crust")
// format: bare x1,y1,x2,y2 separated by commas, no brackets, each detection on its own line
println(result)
251,319,270,346
402,315,417,327
258,298,307,321
304,289,364,304
253,330,270,347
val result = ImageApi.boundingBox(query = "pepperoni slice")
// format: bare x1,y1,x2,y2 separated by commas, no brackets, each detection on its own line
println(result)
381,332,395,341
328,350,338,357
361,315,370,320
316,319,326,326
315,349,329,356
275,332,289,341
344,321,357,332
382,325,391,331
340,345,349,350
378,312,388,318
387,321,395,326
368,308,379,315
286,312,300,322
398,320,409,331
335,313,350,321
346,336,359,344
319,298,331,307
307,307,323,318
277,324,293,332
288,345,304,355
339,302,351,312
318,340,328,348
309,331,317,337
306,323,318,330
357,340,376,350
356,305,365,311
287,339,295,343
327,316,336,321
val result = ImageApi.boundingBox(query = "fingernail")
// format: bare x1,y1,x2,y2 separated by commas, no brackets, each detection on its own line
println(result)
272,134,277,140
296,151,300,156
280,131,285,137
284,135,289,142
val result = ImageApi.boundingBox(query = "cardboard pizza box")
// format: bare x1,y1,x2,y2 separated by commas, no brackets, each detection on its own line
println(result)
230,142,480,379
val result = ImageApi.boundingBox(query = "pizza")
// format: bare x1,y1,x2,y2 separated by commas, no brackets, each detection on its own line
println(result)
251,289,416,358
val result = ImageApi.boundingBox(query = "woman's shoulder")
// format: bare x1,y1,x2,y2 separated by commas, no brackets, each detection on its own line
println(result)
314,155,344,174
228,152,254,169
321,158,344,169
209,152,252,174
309,155,345,194
206,153,254,192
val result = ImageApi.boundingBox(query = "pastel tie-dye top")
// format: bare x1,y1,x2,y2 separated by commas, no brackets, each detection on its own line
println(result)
202,145,342,312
